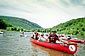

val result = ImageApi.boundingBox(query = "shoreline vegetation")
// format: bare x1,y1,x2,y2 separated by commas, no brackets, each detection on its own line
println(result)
0,16,85,36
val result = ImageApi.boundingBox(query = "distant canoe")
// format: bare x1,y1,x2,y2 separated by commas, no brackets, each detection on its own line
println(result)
62,38,85,43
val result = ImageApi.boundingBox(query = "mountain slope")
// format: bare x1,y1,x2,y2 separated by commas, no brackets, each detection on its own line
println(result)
35,17,85,35
0,16,42,30
51,18,85,35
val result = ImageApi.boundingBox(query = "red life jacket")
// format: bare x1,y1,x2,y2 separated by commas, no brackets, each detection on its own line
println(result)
50,34,58,42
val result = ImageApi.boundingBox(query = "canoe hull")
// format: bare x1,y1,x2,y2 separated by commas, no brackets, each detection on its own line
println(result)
30,38,77,54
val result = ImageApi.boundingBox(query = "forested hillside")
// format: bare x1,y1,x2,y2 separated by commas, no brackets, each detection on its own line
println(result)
35,18,85,35
0,16,42,30
51,18,85,35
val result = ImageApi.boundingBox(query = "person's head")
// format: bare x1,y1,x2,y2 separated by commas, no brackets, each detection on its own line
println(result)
34,30,37,33
52,30,56,34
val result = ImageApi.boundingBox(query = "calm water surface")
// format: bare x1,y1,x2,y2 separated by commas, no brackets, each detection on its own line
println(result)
0,31,85,56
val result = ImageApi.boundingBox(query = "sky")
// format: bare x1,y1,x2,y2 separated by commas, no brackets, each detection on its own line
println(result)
0,0,85,28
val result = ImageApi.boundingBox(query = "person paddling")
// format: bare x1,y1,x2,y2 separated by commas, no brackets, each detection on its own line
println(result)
32,30,40,40
48,30,59,43
67,36,72,40
48,30,67,44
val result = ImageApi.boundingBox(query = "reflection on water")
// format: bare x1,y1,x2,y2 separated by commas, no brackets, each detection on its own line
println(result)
0,31,85,56
31,42,74,56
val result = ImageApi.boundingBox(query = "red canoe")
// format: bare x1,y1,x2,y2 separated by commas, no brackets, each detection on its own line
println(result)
30,38,77,54
62,38,85,43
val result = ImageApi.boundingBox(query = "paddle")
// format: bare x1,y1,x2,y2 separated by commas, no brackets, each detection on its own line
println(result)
39,35,48,41
58,38,67,44
37,34,48,41
42,36,48,41
41,36,48,41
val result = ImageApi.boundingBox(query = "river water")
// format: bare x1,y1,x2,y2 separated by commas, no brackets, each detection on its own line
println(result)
0,31,85,56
